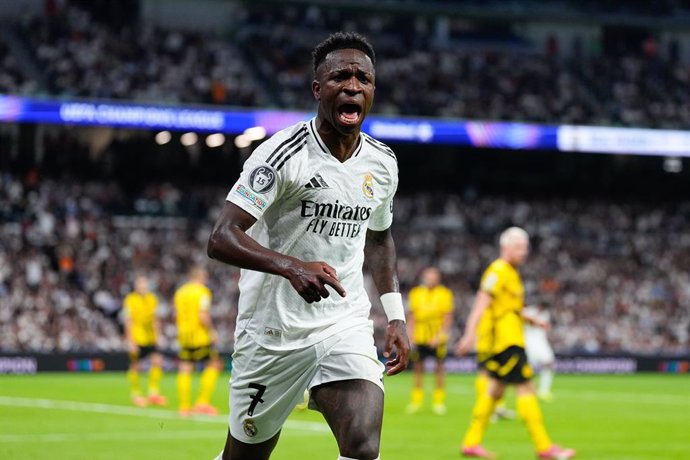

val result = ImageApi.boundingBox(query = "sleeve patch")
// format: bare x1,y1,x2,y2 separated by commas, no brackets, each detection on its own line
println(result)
233,183,268,211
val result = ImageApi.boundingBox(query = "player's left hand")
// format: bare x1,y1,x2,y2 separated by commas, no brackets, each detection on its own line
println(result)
383,319,410,376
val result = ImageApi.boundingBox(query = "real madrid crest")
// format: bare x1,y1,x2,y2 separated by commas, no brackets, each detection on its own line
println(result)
243,418,258,437
362,173,374,199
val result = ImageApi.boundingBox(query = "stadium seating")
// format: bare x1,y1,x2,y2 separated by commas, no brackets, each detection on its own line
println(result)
1,3,689,127
1,170,687,355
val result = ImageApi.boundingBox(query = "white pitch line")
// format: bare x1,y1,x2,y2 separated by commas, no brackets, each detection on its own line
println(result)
0,396,330,433
0,429,319,443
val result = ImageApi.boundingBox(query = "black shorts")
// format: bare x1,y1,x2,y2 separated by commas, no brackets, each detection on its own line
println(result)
130,345,157,362
476,352,491,370
411,344,447,362
178,345,218,363
484,346,533,384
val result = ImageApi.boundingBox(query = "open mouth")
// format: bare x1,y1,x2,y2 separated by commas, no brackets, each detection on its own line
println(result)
337,104,362,126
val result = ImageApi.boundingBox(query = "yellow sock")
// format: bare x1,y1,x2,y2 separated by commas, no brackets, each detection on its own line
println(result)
475,373,488,398
195,367,220,406
410,387,424,406
462,393,496,447
432,388,446,406
148,365,163,395
177,372,192,410
517,394,552,452
495,397,507,412
127,369,140,397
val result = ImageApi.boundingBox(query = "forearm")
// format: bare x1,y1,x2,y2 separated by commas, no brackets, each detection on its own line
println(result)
208,219,298,278
463,293,490,338
441,313,453,336
364,228,399,295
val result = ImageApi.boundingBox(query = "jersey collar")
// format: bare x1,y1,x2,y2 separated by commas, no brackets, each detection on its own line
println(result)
308,118,363,160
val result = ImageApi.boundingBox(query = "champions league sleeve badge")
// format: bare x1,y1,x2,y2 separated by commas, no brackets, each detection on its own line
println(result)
249,165,277,194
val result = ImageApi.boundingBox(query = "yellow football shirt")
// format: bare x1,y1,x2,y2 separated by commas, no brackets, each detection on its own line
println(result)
174,282,212,349
476,310,493,361
408,285,454,345
123,292,158,346
479,259,525,354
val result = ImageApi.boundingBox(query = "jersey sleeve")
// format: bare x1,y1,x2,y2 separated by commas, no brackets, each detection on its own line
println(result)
226,130,297,220
368,165,398,231
480,266,502,296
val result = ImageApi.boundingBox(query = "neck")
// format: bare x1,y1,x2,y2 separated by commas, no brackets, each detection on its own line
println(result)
500,256,515,267
316,116,360,162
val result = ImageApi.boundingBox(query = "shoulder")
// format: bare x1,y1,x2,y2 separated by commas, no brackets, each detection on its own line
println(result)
361,133,398,176
250,121,310,171
439,285,453,296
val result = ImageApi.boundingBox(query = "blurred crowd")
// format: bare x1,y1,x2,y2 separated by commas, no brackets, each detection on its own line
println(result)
0,3,689,128
12,4,263,106
1,172,687,356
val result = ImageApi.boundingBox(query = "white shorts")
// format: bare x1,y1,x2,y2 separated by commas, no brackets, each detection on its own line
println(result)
228,323,385,444
525,337,555,367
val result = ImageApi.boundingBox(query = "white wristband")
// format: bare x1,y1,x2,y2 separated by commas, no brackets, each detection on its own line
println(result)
380,292,405,323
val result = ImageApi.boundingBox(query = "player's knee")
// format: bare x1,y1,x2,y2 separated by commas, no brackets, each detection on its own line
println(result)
339,433,380,460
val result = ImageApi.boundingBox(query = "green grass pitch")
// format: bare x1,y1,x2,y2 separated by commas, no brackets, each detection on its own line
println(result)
0,372,688,459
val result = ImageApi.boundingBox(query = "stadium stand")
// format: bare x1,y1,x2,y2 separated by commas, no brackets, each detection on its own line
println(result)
1,163,687,355
1,3,690,127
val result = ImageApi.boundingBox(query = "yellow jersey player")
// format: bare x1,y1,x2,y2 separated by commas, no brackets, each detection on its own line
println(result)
174,266,223,416
123,274,166,407
456,227,574,459
476,312,516,422
405,267,454,415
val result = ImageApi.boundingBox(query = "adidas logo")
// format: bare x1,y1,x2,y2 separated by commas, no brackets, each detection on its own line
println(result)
304,173,330,189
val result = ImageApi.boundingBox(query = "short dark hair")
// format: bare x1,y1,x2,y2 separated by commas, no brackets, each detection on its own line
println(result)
312,32,376,76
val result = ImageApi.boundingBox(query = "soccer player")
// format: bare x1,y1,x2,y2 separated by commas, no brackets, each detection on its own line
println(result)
456,227,574,459
174,267,223,416
405,267,454,415
523,301,556,401
123,274,166,407
207,32,410,460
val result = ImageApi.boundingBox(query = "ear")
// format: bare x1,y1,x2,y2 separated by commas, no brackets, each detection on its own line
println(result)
312,80,321,101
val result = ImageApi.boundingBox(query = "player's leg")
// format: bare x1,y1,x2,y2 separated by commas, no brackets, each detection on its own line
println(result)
431,345,447,415
222,332,319,460
217,430,281,460
177,356,194,416
194,349,222,415
515,353,574,458
537,345,556,401
312,379,383,460
406,346,424,413
461,377,504,458
147,351,167,406
127,350,145,406
308,325,386,459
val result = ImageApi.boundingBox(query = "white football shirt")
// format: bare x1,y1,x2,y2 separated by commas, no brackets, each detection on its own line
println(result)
523,305,551,343
226,119,398,350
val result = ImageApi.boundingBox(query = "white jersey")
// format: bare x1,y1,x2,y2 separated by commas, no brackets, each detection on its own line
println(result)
227,118,398,351
523,306,551,343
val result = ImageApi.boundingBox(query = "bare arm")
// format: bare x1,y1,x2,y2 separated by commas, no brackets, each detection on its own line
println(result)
364,228,410,376
124,316,138,354
207,202,345,303
455,290,492,355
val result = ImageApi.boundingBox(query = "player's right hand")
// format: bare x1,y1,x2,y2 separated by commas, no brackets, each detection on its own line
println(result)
455,334,474,356
128,342,139,355
285,261,346,303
